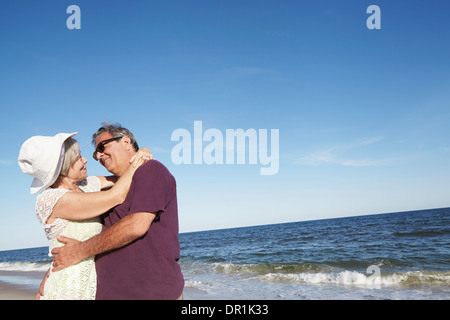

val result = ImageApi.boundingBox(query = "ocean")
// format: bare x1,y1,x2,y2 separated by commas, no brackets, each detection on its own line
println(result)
0,208,449,300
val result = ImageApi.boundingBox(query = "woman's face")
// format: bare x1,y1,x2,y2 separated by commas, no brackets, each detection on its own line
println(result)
67,153,88,182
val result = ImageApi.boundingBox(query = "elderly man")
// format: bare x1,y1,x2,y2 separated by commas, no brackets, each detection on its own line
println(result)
52,123,184,300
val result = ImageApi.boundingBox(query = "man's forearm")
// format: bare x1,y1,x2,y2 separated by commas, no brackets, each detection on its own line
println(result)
51,211,156,272
78,212,156,259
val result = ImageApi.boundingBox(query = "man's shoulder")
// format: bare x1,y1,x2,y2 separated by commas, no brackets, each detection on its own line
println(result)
132,160,176,190
136,160,172,177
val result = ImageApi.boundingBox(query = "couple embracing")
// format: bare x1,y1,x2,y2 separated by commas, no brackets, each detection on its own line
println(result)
18,123,184,300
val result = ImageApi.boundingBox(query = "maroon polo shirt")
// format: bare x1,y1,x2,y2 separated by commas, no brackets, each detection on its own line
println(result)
95,160,184,300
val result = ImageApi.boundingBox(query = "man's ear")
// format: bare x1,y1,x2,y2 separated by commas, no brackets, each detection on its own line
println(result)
122,136,132,151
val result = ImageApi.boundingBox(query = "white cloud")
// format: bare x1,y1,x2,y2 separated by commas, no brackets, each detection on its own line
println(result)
0,160,14,165
295,137,392,167
149,146,171,154
358,136,384,146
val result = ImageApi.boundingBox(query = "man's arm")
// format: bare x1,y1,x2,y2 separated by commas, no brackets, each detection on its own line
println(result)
51,211,156,272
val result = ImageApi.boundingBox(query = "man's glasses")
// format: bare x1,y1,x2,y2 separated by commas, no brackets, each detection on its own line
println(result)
93,136,122,160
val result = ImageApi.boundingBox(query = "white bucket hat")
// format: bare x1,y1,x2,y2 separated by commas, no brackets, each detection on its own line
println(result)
18,132,77,194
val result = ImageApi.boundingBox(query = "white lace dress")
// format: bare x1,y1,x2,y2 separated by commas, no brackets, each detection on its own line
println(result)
35,176,103,300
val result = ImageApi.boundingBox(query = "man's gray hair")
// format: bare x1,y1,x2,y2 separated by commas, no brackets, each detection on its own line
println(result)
92,122,139,152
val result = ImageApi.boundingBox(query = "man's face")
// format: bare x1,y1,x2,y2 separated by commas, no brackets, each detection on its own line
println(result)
94,132,130,176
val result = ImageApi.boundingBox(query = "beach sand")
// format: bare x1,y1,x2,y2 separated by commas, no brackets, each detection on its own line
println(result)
0,281,37,300
0,280,198,300
0,270,199,300
0,271,44,300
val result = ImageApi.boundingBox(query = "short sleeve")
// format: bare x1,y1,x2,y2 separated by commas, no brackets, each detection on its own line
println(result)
36,188,69,226
129,161,174,215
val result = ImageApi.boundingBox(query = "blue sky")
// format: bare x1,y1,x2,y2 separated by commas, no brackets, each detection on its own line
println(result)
1,0,450,250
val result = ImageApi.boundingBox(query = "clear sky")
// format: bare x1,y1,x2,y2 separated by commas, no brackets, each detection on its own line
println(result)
1,0,450,250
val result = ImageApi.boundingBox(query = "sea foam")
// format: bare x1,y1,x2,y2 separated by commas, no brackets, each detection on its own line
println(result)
0,261,51,272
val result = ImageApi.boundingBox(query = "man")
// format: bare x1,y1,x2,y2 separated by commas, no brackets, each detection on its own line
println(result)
51,123,184,300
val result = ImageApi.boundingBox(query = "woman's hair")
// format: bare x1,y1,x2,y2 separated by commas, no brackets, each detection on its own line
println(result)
50,138,80,188
60,138,81,176
92,122,139,152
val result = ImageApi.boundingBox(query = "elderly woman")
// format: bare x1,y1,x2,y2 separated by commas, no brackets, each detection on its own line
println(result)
18,132,152,299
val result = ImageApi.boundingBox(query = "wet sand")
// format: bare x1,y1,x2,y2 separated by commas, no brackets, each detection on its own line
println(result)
0,270,44,300
0,281,37,300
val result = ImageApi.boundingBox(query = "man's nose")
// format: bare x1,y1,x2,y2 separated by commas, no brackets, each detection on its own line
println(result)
94,150,104,161
97,152,107,165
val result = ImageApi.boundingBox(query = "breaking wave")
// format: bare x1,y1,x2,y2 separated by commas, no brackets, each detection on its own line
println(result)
0,261,51,272
205,262,450,288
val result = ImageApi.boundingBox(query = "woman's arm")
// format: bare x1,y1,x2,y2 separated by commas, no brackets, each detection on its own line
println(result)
97,175,118,190
34,268,50,300
97,148,153,190
46,151,151,224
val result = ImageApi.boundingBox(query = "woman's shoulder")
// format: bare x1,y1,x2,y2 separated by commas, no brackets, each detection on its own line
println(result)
36,187,69,203
35,188,70,226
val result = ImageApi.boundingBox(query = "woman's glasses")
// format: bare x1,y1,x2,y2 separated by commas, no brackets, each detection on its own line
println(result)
92,137,122,160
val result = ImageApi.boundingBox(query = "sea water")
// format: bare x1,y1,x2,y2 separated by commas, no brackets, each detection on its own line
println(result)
1,208,449,299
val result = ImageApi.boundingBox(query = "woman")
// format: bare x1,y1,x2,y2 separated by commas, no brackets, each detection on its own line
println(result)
18,132,152,299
